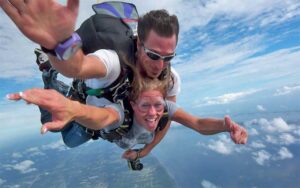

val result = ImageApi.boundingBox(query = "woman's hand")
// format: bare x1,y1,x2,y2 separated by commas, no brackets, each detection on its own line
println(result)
7,88,77,134
122,149,139,161
224,116,248,144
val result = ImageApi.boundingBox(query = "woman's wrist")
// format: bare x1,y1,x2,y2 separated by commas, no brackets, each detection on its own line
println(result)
134,149,141,160
223,118,230,132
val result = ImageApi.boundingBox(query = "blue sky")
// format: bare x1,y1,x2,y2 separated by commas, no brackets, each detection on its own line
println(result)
1,1,300,187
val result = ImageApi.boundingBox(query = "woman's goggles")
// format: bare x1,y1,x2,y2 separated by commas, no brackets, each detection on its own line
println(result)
135,97,165,113
142,44,176,62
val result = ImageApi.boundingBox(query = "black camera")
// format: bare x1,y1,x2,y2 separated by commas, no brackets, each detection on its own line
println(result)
128,158,143,171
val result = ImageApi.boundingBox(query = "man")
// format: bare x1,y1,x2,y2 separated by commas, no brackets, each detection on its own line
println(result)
1,0,180,160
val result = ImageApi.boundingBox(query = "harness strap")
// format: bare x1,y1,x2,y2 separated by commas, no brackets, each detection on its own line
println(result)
85,106,169,142
84,128,101,140
84,123,130,142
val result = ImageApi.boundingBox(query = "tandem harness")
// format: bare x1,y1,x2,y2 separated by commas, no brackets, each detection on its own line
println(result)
83,107,170,142
63,1,171,142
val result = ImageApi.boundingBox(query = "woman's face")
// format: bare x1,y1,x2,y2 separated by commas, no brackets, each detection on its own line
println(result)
131,90,165,132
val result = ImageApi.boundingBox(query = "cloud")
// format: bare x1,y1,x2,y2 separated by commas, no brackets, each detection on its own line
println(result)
157,0,300,33
206,135,234,155
199,90,257,106
248,128,259,136
277,147,293,160
252,147,293,165
12,152,23,158
41,140,68,151
252,150,271,166
257,105,266,112
201,179,219,188
178,44,300,100
294,127,300,136
279,133,296,145
265,133,297,145
4,160,37,174
176,34,265,73
0,103,41,144
25,147,45,157
265,135,278,144
256,117,294,133
274,84,300,96
0,178,6,186
250,141,266,149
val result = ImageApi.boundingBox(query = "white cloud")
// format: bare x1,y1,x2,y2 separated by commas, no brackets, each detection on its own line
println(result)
252,150,271,166
279,133,296,145
248,128,259,136
265,135,278,144
250,141,266,149
233,46,300,82
25,147,45,157
265,133,297,145
12,152,23,158
4,160,37,174
294,128,300,136
153,0,300,33
277,147,293,160
0,178,6,186
252,147,293,165
178,44,300,99
201,179,219,188
244,119,258,127
271,118,293,132
206,135,233,155
199,90,257,106
274,85,300,96
245,117,295,133
257,105,266,112
177,34,264,73
258,117,294,133
41,140,68,151
0,103,41,144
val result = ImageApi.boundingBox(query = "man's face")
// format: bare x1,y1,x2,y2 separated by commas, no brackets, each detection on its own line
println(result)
137,30,177,78
131,90,165,132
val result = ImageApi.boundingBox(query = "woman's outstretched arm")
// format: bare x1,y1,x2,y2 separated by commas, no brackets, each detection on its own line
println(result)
172,108,247,144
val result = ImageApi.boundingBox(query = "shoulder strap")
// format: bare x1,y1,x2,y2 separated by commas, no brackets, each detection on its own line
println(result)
86,102,169,142
156,106,170,132
76,1,138,56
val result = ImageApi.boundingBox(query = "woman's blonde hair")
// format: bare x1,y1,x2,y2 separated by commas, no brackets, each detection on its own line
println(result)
123,58,169,102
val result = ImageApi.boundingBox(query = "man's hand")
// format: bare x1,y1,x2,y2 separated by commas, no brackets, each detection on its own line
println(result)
7,88,76,134
224,116,248,144
0,0,79,49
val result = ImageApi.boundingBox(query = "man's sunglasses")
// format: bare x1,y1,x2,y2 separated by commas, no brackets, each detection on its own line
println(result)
142,44,176,62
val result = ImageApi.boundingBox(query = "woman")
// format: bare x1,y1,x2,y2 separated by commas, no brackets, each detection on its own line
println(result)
7,76,247,161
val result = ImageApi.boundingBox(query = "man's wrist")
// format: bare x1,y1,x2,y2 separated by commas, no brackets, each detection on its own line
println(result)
71,100,82,121
41,32,82,61
41,46,56,56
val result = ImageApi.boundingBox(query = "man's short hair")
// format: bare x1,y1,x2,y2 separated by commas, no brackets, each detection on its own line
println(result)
138,9,179,43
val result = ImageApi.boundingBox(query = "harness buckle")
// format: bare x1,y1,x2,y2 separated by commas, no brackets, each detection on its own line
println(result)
84,128,95,136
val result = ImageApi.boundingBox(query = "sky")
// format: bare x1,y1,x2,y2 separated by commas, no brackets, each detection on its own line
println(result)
1,0,300,187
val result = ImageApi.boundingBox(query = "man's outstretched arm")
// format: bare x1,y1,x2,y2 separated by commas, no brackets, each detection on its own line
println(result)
0,0,106,79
